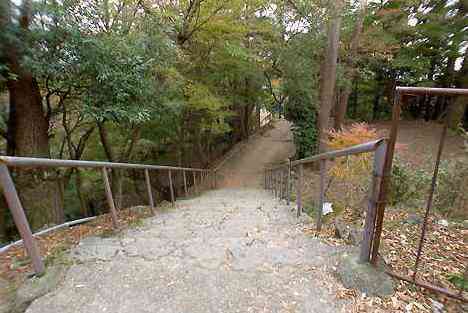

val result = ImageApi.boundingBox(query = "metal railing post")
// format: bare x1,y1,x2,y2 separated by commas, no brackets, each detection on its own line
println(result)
279,169,284,200
183,170,188,197
317,159,326,231
193,171,198,194
360,141,387,263
296,164,303,218
287,160,291,205
102,167,119,229
0,165,45,275
272,170,278,198
144,169,155,214
214,170,217,189
168,170,175,207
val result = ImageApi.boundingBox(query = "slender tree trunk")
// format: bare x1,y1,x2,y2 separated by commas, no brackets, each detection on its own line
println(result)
334,0,367,129
448,50,467,128
318,1,343,152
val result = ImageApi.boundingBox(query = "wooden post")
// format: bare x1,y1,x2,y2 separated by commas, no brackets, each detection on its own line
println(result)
296,164,303,218
360,141,387,263
145,169,155,214
317,159,326,231
287,160,291,205
183,170,188,197
168,170,175,207
102,167,119,229
0,164,45,275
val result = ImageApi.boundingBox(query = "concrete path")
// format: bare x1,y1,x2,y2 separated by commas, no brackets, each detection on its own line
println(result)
217,119,295,188
26,189,345,313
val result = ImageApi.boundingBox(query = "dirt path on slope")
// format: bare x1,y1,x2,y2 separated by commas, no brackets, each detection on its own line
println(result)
217,119,295,188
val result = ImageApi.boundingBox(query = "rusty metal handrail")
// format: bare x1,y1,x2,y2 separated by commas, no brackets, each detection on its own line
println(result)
0,156,207,172
291,138,385,166
265,138,385,171
396,86,468,96
264,138,388,266
0,155,215,275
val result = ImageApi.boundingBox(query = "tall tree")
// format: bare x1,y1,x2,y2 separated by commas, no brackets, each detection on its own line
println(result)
1,0,50,157
318,0,343,152
334,0,367,129
0,0,63,231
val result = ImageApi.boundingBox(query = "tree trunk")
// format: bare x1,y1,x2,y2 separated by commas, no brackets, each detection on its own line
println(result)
0,0,63,231
318,1,343,152
7,75,49,157
448,49,467,129
334,0,367,129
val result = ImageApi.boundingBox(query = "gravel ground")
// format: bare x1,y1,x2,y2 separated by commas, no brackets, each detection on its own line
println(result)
26,189,347,313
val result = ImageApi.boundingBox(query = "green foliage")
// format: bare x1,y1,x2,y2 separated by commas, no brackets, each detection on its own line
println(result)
389,157,468,215
447,273,468,292
287,96,319,158
280,33,322,158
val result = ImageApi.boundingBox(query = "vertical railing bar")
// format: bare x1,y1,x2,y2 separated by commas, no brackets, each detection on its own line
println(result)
183,170,188,197
193,171,198,194
168,170,175,207
274,170,276,196
371,93,402,264
269,170,272,191
144,169,155,214
102,167,119,229
296,164,303,218
279,168,283,200
213,170,217,189
287,160,291,205
0,164,45,275
317,159,326,232
200,171,204,190
413,120,448,280
360,141,387,263
200,171,203,191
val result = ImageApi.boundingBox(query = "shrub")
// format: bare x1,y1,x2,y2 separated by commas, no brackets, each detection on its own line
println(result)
389,157,468,217
325,123,379,214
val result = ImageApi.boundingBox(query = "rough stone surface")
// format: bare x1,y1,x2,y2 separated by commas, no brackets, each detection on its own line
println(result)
26,189,347,313
334,219,363,246
14,265,67,313
463,220,468,229
0,278,15,313
334,251,394,297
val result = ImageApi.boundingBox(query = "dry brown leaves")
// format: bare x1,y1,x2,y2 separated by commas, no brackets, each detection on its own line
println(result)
302,207,467,313
0,207,154,284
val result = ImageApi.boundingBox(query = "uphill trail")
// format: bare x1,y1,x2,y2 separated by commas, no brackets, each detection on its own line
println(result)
26,120,348,313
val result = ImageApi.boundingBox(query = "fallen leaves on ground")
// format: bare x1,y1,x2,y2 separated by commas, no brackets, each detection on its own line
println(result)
302,207,467,313
0,206,154,285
